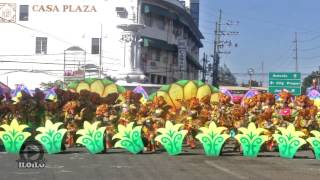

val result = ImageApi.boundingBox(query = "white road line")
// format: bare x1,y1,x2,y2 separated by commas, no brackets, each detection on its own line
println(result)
46,165,64,169
57,170,73,173
204,160,249,180
12,171,41,175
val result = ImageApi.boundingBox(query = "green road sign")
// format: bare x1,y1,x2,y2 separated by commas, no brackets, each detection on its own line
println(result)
268,87,301,95
269,72,301,80
269,79,301,87
268,72,301,96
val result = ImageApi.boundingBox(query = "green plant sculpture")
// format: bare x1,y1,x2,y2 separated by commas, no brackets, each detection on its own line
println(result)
112,122,144,154
273,124,306,159
76,121,106,154
155,121,187,156
235,122,268,157
306,130,320,160
0,119,31,154
35,120,67,154
196,122,230,156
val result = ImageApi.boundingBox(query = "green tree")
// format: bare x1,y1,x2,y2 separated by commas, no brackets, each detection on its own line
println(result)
218,64,238,86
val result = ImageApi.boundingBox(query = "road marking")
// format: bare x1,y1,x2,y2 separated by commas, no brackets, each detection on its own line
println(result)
69,153,84,160
204,160,248,180
46,165,64,169
111,165,132,169
57,170,73,173
12,171,41,175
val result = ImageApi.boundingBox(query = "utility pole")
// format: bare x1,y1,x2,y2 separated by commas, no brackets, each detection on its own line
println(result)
202,53,206,82
99,24,103,79
261,61,264,86
212,9,222,87
294,32,298,72
211,9,239,87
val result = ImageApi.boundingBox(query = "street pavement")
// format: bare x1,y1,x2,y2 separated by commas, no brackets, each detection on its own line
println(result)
0,146,319,180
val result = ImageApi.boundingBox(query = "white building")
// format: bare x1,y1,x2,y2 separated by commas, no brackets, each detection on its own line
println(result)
0,0,203,89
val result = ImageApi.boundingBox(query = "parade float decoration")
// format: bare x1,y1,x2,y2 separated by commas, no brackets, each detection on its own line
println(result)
149,80,219,109
112,122,144,154
273,124,306,159
307,130,320,160
0,119,31,154
241,89,259,106
220,88,233,98
45,88,57,102
235,122,268,157
196,122,230,156
67,78,126,97
76,121,106,154
11,84,32,103
35,120,67,154
133,85,149,104
155,121,188,155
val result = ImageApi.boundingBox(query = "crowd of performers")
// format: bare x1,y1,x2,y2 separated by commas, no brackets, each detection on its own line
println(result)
1,88,320,152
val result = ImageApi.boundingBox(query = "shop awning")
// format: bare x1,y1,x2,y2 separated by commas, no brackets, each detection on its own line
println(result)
142,3,177,20
142,37,177,52
187,53,202,70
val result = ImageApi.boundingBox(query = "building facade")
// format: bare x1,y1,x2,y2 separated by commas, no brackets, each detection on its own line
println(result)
0,0,203,88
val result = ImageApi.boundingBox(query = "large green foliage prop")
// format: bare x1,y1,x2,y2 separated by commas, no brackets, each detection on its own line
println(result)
0,119,31,154
273,124,306,159
112,122,144,154
307,130,320,160
149,80,219,109
235,122,268,157
35,120,67,154
76,121,106,154
155,121,187,156
196,122,230,156
67,78,126,97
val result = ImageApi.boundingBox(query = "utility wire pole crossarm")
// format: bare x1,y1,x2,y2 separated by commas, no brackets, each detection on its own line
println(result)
294,32,298,72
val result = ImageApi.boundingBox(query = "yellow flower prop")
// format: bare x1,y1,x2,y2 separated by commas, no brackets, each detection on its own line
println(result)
273,124,306,159
0,119,31,154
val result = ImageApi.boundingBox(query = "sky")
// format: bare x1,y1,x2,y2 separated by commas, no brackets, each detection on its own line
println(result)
199,0,320,84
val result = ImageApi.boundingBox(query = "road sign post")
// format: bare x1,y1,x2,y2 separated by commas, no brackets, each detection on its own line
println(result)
268,72,301,96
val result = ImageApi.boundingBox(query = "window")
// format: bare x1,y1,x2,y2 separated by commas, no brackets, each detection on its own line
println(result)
163,76,167,84
157,75,162,84
144,13,152,27
115,7,128,18
151,74,156,84
91,38,101,54
35,37,47,54
156,16,165,30
155,49,161,61
19,5,29,21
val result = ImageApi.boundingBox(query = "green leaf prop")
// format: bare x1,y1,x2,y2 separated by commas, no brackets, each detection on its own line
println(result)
0,119,31,154
235,122,268,157
273,124,306,159
155,121,188,156
306,130,320,160
112,122,144,154
76,121,106,154
196,122,230,156
35,120,67,154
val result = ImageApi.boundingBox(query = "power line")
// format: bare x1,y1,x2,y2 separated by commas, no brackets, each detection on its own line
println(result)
0,60,79,66
300,55,320,60
298,33,320,42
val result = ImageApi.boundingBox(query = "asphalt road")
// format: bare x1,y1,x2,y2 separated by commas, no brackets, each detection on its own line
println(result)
0,147,319,180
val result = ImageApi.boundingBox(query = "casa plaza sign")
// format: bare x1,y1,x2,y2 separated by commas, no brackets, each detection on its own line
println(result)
32,5,97,12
